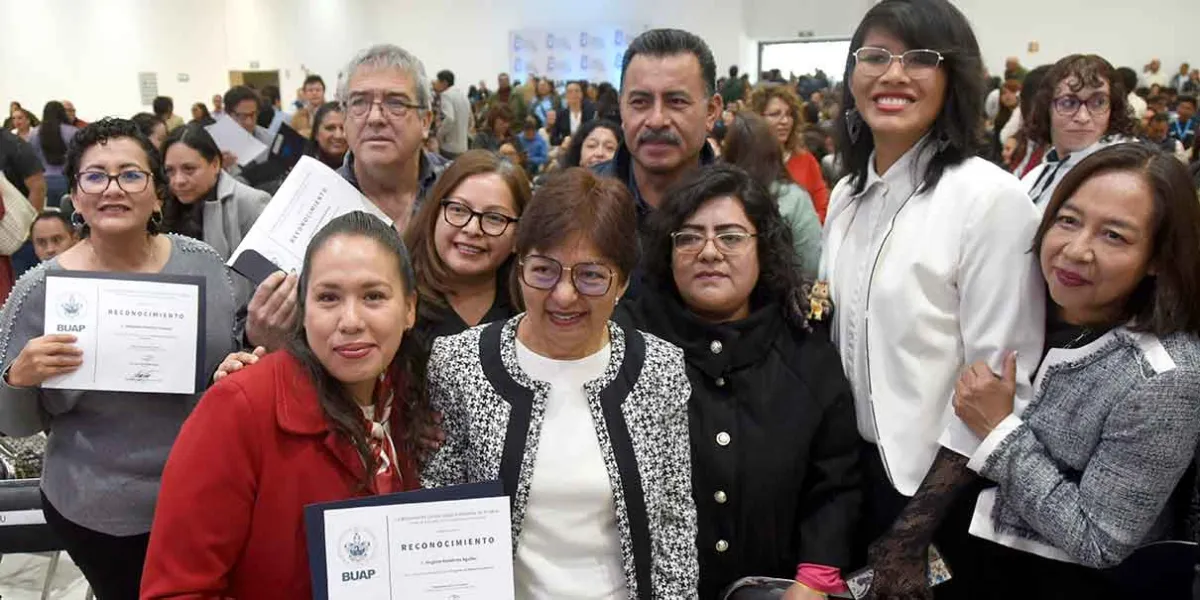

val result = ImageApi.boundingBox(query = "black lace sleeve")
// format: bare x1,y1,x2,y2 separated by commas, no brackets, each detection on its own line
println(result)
866,447,977,599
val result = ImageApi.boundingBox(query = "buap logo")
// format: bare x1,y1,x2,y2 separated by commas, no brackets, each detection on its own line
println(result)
337,528,376,565
57,293,85,321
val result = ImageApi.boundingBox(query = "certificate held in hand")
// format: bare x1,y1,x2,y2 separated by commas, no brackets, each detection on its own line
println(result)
42,271,206,395
305,482,514,600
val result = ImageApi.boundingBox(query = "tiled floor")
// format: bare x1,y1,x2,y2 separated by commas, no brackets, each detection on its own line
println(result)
0,552,89,600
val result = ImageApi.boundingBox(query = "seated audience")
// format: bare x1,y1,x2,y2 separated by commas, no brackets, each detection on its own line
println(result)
474,105,516,152
519,116,549,175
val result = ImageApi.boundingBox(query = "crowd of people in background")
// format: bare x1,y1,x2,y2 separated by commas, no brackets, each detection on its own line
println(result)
0,0,1199,599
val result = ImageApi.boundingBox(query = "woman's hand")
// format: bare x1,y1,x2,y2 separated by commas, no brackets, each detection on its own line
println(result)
7,335,83,388
417,412,446,461
782,582,827,600
213,347,267,382
246,271,299,352
953,351,1018,439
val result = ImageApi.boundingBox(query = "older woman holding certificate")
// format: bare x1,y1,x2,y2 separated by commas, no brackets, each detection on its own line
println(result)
0,118,239,600
421,168,698,599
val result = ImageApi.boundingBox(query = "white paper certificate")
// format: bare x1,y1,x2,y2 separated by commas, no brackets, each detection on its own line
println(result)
42,272,204,395
205,114,268,166
322,496,514,600
227,156,392,279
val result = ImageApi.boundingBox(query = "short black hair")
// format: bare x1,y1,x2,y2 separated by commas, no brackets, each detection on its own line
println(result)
729,65,739,78
261,84,281,105
1151,112,1171,124
303,75,326,89
436,70,455,87
645,163,810,329
64,118,168,236
1178,95,1197,108
838,0,987,195
223,86,261,114
620,28,717,96
151,96,173,117
30,210,71,237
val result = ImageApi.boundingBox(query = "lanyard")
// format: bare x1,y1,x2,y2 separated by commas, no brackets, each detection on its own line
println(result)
1171,119,1194,140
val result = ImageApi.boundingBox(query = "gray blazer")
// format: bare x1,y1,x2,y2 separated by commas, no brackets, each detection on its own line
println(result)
969,327,1200,568
203,171,270,261
422,316,699,599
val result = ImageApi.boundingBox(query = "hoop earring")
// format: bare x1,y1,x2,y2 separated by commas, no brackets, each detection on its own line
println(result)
70,211,85,229
844,108,864,144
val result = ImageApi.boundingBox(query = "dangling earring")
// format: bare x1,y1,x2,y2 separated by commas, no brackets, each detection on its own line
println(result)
935,130,953,153
844,108,863,144
69,211,85,230
147,210,164,234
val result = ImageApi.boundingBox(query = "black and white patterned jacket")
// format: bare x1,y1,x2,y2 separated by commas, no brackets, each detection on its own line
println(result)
421,316,698,599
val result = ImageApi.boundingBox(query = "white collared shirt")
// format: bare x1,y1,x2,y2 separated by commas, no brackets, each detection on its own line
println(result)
821,142,1046,495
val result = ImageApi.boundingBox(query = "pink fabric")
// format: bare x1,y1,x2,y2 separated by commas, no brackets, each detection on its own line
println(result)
795,563,849,594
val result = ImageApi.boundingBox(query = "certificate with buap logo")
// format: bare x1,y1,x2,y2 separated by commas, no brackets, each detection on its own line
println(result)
42,271,205,395
305,482,514,600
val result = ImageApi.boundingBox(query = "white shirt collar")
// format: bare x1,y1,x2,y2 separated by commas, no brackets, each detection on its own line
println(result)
858,134,935,200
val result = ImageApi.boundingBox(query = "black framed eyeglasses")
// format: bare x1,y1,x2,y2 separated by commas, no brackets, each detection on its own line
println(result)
74,170,152,195
519,255,615,297
670,230,757,255
440,200,519,236
853,47,945,80
1052,94,1111,117
346,93,424,119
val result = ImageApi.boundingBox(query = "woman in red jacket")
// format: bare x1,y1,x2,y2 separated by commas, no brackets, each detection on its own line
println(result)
140,211,434,599
750,85,831,223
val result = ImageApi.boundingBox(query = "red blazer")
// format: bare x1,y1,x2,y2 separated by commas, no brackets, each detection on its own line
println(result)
140,351,419,600
785,151,831,224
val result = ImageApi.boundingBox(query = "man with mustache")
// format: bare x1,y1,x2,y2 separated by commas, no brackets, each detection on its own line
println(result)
594,28,722,296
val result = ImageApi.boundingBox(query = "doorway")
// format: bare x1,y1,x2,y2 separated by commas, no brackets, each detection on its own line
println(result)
228,70,281,91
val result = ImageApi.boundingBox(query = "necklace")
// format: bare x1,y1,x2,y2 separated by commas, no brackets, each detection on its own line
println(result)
1063,328,1094,349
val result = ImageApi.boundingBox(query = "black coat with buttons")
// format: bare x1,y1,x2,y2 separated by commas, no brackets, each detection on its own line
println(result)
618,287,862,599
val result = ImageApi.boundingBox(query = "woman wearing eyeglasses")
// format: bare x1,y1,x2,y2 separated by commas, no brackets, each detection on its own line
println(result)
821,0,1045,596
422,168,698,599
0,118,238,599
1021,54,1137,208
404,150,529,345
618,164,860,600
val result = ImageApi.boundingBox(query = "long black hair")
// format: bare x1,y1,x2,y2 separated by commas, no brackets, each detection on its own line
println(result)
39,101,69,166
160,124,223,240
287,211,435,486
645,163,810,329
559,119,622,168
838,0,986,195
305,102,346,168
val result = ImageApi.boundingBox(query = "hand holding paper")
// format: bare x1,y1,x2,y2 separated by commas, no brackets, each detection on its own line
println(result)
205,115,268,166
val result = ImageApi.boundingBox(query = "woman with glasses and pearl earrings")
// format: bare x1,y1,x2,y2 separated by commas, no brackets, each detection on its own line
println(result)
421,168,698,599
0,119,238,599
404,149,529,346
819,0,1045,597
1020,54,1138,209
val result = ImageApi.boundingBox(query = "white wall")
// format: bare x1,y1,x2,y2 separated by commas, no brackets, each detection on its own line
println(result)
950,0,1198,80
0,0,1195,124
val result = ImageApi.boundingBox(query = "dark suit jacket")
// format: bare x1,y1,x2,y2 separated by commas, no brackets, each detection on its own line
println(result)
551,102,597,146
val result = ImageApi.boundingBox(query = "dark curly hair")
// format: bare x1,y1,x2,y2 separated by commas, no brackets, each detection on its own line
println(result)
644,163,809,329
64,117,168,238
837,0,987,195
288,211,436,487
559,119,622,168
1024,54,1136,147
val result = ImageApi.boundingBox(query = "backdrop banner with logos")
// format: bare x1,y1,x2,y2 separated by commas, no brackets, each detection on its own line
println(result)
508,25,649,85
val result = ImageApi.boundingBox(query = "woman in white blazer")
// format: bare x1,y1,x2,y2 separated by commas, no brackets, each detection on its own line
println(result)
818,0,1045,596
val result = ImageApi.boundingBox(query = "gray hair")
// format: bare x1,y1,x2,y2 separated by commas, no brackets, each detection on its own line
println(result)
336,44,432,109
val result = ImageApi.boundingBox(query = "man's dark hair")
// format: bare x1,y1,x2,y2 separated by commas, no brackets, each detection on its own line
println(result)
729,65,739,78
620,28,717,96
223,86,261,115
1177,95,1197,108
437,70,455,87
151,96,173,118
30,210,71,237
261,85,281,106
1151,112,1171,125
303,74,326,89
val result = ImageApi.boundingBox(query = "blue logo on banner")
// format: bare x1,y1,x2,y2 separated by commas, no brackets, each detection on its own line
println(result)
547,56,556,73
581,55,589,69
580,33,588,47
